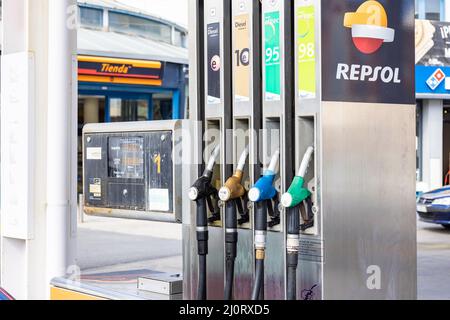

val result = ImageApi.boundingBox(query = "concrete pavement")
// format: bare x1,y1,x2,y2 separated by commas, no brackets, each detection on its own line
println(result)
76,215,450,299
77,216,182,272
417,220,450,300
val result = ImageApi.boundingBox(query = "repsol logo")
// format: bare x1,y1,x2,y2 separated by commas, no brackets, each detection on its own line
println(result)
101,63,132,74
336,63,401,83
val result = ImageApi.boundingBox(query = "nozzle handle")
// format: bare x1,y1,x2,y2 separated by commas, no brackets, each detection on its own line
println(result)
281,177,311,208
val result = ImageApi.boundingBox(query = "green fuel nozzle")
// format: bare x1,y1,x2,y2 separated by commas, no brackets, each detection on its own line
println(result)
281,147,314,208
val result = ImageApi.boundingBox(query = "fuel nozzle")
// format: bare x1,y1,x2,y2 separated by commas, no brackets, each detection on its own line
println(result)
189,145,221,223
282,146,314,301
219,147,250,225
249,150,280,301
248,150,281,228
248,150,280,203
219,146,249,202
219,147,249,300
189,145,221,202
188,144,221,301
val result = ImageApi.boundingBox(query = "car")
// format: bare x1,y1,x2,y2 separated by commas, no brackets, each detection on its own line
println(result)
417,186,450,230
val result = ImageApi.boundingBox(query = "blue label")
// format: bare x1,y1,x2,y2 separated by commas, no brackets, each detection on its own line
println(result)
416,65,450,95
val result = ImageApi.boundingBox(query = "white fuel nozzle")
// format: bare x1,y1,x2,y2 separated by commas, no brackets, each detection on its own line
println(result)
267,150,280,173
206,144,221,172
236,146,250,172
297,147,314,178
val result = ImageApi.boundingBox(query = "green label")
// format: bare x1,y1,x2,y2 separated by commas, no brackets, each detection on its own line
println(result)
264,11,281,101
297,5,316,99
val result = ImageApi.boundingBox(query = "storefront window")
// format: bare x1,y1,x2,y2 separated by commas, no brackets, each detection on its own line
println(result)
109,12,172,44
415,0,443,21
174,29,188,48
110,98,149,122
79,6,103,29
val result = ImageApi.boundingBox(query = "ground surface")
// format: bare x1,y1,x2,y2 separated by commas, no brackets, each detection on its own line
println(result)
76,215,450,300
417,220,450,300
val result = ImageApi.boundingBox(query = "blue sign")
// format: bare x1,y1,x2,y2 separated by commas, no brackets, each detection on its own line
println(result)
416,65,450,95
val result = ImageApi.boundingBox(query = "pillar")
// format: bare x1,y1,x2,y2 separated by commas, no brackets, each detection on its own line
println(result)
422,99,444,191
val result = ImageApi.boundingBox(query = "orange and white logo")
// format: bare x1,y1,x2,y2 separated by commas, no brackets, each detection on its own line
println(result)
344,1,395,54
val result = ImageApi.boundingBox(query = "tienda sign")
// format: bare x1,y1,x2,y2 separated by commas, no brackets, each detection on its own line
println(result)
100,63,133,74
78,56,164,86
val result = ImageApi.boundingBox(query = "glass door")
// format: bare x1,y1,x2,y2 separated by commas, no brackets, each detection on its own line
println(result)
108,95,150,122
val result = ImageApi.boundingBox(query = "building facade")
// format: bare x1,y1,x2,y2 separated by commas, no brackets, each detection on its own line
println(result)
416,0,450,192
77,0,188,127
76,0,188,192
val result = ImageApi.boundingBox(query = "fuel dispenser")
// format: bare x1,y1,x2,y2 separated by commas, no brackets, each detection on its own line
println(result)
83,121,184,223
284,0,417,300
188,145,221,300
186,0,417,300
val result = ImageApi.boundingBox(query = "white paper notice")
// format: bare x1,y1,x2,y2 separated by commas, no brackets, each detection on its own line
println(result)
149,189,170,212
86,147,102,160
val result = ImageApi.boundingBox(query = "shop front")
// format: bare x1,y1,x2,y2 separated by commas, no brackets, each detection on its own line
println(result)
78,55,185,124
416,19,450,192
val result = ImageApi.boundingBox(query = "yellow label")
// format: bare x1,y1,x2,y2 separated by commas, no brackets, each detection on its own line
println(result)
234,14,251,102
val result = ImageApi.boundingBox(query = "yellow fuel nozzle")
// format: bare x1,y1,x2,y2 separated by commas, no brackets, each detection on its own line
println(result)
219,146,250,202
219,170,246,202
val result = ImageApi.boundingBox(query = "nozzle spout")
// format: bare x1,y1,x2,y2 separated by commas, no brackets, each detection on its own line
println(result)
236,146,250,172
267,150,280,174
206,144,221,172
297,147,314,178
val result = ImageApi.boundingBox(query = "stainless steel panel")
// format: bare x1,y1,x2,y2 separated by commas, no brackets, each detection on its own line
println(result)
234,229,254,299
207,227,225,300
321,102,417,300
264,231,285,300
298,260,322,301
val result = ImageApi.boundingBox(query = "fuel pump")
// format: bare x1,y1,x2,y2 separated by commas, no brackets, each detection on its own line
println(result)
188,145,221,300
248,150,280,300
218,146,250,300
281,146,314,300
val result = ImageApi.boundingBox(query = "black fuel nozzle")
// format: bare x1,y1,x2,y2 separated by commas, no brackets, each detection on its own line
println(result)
188,145,221,301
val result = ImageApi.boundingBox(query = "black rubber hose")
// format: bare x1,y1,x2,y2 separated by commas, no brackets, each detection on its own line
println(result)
224,258,235,300
287,254,298,300
255,201,267,231
251,258,264,300
196,197,208,300
198,254,207,300
224,200,238,300
287,206,300,235
286,206,300,300
251,201,267,300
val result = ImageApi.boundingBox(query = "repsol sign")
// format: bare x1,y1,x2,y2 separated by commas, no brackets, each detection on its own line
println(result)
336,64,401,83
321,0,414,105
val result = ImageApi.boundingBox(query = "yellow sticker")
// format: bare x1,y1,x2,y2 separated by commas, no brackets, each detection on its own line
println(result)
89,184,101,194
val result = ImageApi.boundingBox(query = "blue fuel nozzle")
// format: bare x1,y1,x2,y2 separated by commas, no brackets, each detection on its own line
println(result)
248,170,278,203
